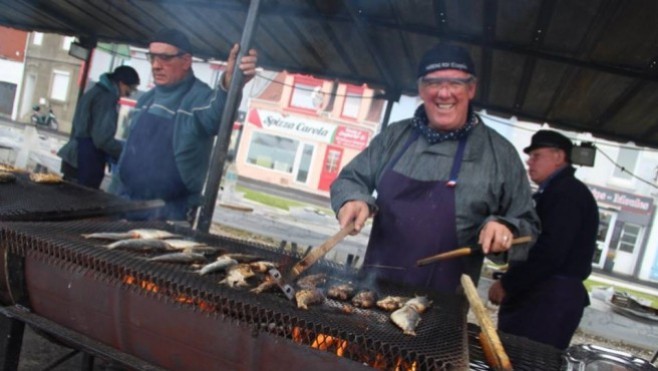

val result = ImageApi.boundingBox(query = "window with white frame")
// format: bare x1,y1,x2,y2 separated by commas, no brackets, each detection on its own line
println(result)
612,148,638,180
50,70,70,102
62,36,75,50
290,81,318,110
33,32,43,45
617,223,640,253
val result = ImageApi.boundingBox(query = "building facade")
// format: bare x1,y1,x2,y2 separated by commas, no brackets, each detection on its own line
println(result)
0,26,28,120
236,73,384,197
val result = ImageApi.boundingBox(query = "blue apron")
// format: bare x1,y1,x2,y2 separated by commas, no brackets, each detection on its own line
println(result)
76,137,106,189
363,132,468,293
118,110,189,221
498,275,588,350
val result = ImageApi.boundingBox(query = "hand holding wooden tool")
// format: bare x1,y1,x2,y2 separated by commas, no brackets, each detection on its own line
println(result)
416,236,532,267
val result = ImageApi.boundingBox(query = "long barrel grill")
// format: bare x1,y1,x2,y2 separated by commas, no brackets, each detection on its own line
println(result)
0,220,563,370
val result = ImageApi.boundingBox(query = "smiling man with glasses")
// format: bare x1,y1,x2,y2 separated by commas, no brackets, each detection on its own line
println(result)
114,28,258,223
331,43,539,293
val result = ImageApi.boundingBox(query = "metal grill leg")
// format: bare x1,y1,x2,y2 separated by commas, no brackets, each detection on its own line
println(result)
0,313,25,371
80,353,94,371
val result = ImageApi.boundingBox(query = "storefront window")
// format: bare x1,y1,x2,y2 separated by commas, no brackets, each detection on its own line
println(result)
618,223,640,253
295,144,313,183
246,132,298,173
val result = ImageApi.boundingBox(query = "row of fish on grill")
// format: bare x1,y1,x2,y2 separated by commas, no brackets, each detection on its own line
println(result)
0,163,63,184
82,228,432,336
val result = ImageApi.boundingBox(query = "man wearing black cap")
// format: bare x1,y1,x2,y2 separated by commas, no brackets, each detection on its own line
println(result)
489,130,599,350
114,29,257,222
330,43,539,292
58,65,140,189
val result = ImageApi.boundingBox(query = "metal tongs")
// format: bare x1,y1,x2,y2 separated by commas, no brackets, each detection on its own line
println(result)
268,222,355,300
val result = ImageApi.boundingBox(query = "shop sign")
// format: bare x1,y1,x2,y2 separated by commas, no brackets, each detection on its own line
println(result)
333,126,370,150
247,108,334,142
588,185,653,215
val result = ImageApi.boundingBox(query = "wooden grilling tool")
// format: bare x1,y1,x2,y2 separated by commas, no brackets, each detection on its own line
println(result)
416,236,532,267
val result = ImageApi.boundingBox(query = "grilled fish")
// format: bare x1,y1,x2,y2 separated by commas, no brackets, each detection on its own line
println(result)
391,304,422,336
221,253,262,263
295,288,324,310
351,290,377,308
148,251,208,264
220,264,255,288
296,273,327,289
83,228,179,241
250,275,277,294
376,296,410,312
107,238,172,252
161,239,206,250
405,296,433,314
248,260,278,273
198,256,238,275
327,283,356,301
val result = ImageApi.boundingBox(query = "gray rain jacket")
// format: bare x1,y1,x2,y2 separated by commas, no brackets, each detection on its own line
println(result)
330,115,540,283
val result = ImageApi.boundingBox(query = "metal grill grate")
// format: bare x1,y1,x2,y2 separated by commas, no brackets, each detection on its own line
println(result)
1,220,471,370
0,173,160,221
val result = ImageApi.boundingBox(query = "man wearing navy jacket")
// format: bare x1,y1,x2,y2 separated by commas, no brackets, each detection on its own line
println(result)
488,130,599,350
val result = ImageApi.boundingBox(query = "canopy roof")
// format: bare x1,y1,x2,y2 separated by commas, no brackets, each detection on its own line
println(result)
2,0,658,147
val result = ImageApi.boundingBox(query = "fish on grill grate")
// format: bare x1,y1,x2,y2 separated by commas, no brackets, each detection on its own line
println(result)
148,251,208,264
0,171,17,183
220,264,255,287
376,295,410,311
198,256,238,275
295,288,325,310
83,228,180,240
29,172,63,184
248,260,278,273
405,296,432,313
391,304,422,336
296,273,327,289
107,238,175,251
326,283,356,301
351,290,377,308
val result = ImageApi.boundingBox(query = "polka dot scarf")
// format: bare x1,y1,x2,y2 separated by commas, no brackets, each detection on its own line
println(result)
411,105,478,144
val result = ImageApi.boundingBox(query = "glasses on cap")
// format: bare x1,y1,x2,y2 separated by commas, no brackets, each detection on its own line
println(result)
146,51,186,63
419,76,475,92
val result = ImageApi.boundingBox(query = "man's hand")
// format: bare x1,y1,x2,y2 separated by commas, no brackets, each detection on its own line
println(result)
222,43,258,89
478,220,514,254
337,200,372,235
488,280,506,305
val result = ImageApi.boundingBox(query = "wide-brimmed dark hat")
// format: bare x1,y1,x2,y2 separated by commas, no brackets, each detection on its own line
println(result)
524,130,573,156
417,43,476,78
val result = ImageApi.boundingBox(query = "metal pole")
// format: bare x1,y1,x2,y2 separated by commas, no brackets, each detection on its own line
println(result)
195,0,261,232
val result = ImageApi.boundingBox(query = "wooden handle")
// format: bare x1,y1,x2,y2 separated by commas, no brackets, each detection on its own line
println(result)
416,236,532,266
461,274,512,371
290,222,354,277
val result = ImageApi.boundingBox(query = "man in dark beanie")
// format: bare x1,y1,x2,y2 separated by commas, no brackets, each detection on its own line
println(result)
331,43,539,292
58,65,140,189
114,28,258,223
489,130,599,349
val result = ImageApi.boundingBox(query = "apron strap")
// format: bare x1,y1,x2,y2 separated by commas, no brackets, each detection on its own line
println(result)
446,136,468,188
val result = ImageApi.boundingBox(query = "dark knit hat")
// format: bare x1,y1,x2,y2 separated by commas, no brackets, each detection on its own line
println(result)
151,28,192,53
524,130,573,160
110,66,140,85
417,43,476,78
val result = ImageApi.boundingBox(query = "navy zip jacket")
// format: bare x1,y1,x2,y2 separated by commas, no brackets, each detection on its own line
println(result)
501,165,599,297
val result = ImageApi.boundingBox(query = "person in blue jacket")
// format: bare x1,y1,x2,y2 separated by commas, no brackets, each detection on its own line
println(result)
488,130,600,350
58,66,140,189
114,29,257,222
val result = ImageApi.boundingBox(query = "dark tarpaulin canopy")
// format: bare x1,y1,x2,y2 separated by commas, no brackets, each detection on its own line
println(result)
2,0,658,147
